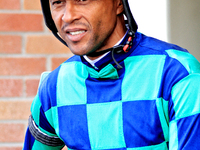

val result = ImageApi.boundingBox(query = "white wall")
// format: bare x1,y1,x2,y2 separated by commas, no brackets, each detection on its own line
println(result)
128,0,169,42
169,0,200,61
128,0,200,61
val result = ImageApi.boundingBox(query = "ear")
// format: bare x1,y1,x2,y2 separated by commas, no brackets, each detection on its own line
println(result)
116,0,124,15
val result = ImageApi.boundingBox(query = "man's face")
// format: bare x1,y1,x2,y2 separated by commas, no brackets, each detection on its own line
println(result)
50,0,125,56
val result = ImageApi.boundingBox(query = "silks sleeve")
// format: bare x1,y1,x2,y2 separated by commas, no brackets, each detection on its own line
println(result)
167,50,200,149
23,72,65,150
169,74,200,149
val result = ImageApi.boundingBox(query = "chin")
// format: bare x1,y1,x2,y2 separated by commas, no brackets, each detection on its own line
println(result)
69,45,95,56
70,48,89,56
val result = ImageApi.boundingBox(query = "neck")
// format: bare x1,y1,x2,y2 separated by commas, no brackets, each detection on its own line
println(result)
87,15,126,60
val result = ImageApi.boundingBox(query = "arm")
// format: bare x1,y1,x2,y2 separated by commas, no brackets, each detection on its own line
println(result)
169,74,200,149
23,94,65,150
164,49,200,149
23,72,65,150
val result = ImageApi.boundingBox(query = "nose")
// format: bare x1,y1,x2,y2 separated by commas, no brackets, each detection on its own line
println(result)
62,1,80,24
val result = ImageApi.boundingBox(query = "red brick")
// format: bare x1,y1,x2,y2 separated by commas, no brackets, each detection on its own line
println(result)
0,35,22,54
0,147,22,150
26,79,40,97
0,101,31,120
0,123,25,142
0,14,43,32
0,57,46,75
24,0,41,10
0,79,23,97
26,35,71,54
0,0,20,10
51,57,69,70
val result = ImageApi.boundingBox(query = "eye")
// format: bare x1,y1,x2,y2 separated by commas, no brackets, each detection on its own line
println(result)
52,0,63,5
74,0,89,4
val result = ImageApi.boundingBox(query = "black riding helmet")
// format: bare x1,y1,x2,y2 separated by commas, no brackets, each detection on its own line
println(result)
40,0,138,67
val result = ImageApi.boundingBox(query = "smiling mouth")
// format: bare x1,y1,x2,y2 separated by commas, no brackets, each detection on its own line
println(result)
68,30,86,35
66,29,87,42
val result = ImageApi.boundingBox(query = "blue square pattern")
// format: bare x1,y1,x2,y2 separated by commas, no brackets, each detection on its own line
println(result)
86,77,122,104
87,101,126,149
177,113,200,149
58,105,91,149
123,100,165,148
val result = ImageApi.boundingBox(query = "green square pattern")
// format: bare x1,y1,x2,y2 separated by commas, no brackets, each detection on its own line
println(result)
87,101,126,149
57,62,89,106
122,55,166,102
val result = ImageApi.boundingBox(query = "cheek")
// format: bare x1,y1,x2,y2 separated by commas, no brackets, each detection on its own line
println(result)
95,11,116,32
93,21,102,41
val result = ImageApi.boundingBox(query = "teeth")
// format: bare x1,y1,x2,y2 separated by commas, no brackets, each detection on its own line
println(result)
69,30,85,35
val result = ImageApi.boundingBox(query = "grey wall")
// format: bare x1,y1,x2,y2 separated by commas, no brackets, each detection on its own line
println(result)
169,0,200,61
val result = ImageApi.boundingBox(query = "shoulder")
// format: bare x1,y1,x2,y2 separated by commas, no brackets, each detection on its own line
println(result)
137,33,187,54
37,55,82,111
136,33,200,74
39,55,82,90
40,55,82,87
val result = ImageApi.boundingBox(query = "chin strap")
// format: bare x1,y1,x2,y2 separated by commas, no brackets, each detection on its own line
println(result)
88,30,135,69
123,30,134,52
52,31,68,47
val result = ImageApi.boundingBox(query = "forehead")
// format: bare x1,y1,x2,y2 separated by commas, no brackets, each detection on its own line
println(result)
49,0,117,10
49,0,115,4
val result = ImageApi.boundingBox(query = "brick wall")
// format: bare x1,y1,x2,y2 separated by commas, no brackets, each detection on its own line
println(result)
0,0,72,149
